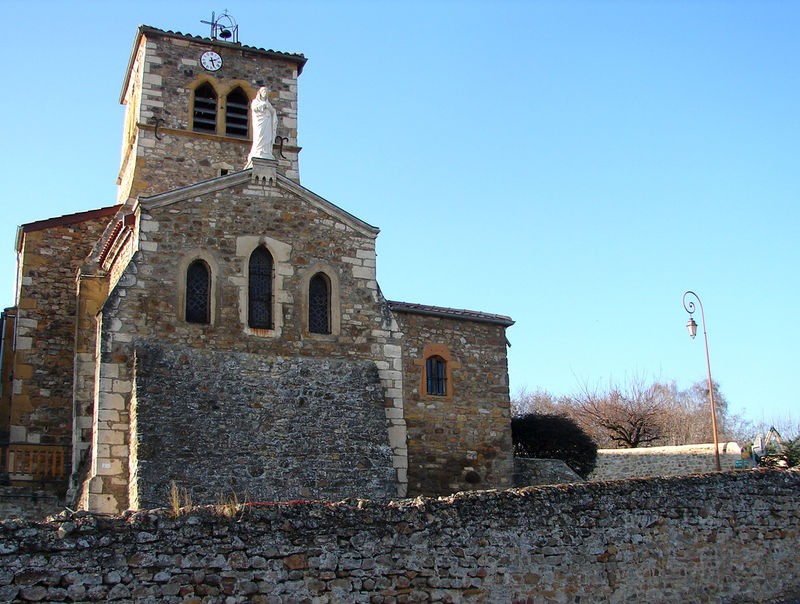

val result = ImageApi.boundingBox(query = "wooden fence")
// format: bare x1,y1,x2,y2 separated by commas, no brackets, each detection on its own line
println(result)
3,445,68,481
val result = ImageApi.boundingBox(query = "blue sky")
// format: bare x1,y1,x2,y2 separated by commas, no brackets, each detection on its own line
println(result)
0,1,797,431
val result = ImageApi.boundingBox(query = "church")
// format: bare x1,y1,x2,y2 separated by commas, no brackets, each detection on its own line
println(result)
0,20,514,515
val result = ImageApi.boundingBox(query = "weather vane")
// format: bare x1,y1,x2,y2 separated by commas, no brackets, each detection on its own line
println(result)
201,10,239,43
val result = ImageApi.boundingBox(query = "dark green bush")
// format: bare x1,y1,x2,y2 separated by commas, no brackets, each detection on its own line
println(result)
511,413,598,479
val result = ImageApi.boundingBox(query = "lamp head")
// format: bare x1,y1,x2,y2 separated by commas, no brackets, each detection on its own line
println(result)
686,317,698,339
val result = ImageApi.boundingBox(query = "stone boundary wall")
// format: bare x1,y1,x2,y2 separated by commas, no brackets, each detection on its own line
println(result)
513,457,584,486
589,442,742,481
0,470,797,603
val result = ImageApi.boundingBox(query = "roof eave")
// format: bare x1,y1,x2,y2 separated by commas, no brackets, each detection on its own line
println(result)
388,301,515,327
119,26,146,104
120,25,309,103
15,204,122,253
277,174,379,237
138,169,380,239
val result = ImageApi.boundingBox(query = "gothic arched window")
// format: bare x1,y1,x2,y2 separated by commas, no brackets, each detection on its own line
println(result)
192,82,217,133
308,273,331,334
425,356,447,396
225,87,249,137
248,246,273,329
185,260,211,324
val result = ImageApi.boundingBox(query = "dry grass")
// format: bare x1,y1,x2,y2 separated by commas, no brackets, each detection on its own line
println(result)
215,491,250,519
169,481,192,516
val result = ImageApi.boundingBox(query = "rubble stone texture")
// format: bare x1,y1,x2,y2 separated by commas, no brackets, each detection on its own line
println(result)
0,470,797,603
0,487,61,522
513,458,584,485
132,343,395,507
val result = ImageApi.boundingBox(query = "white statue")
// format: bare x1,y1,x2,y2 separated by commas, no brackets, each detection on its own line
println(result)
247,87,278,163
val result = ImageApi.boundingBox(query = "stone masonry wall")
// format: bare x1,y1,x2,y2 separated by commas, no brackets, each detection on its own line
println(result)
513,457,584,486
0,486,62,521
131,341,395,508
11,214,115,448
118,30,302,201
590,442,742,481
0,309,15,441
123,183,386,359
0,470,797,603
393,311,513,497
87,178,408,511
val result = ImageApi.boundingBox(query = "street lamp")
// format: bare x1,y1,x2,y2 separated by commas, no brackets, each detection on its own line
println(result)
682,290,722,471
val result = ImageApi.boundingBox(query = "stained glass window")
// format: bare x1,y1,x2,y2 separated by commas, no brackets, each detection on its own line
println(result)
426,356,447,396
185,260,210,324
248,247,273,329
308,273,330,334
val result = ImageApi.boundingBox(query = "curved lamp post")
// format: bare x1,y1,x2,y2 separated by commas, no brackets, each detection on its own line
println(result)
682,290,722,471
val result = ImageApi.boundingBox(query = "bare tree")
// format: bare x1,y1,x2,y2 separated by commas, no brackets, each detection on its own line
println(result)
750,415,800,441
657,380,716,445
568,380,667,448
514,378,748,448
665,380,752,443
512,387,563,416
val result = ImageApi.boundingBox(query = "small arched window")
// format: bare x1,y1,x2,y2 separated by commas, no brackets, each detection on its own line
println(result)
308,273,331,334
192,82,217,133
185,260,211,324
248,246,273,329
426,356,447,396
225,87,249,137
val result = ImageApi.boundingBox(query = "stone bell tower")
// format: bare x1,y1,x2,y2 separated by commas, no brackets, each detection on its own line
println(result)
116,20,307,202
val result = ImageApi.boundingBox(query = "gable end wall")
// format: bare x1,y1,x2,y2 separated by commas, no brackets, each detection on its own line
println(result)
83,179,410,511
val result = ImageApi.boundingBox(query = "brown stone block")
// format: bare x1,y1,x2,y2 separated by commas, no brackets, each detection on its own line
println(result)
283,554,308,570
14,364,33,379
17,298,37,310
12,394,33,413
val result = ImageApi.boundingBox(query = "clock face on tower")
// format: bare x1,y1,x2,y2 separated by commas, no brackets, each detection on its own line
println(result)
200,50,223,71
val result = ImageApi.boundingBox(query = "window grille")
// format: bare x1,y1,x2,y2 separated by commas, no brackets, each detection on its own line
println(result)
225,87,249,137
308,273,330,334
193,83,217,133
426,356,447,396
185,260,210,324
248,247,273,329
